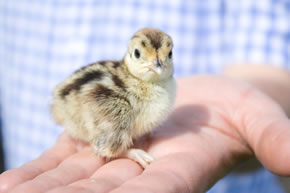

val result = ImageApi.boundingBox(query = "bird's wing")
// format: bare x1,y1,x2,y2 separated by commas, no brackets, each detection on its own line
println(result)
84,84,135,158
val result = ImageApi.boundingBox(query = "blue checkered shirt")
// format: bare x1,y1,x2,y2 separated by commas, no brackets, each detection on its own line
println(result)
0,1,289,192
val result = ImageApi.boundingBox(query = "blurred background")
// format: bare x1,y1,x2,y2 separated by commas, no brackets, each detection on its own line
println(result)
0,125,3,173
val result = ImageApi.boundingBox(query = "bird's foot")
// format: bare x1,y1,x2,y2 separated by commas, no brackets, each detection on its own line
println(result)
124,148,154,168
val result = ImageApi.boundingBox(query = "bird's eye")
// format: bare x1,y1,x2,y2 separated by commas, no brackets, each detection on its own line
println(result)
134,49,140,59
168,50,172,59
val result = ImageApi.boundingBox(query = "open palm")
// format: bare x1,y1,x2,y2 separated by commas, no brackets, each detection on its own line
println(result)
1,75,290,193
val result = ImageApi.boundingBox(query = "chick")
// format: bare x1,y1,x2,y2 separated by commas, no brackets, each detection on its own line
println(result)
51,28,176,168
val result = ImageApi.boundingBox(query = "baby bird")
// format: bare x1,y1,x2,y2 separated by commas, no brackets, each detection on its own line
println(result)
51,28,176,168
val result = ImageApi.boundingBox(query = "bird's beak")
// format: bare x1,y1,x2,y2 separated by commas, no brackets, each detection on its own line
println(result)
153,58,163,68
147,58,163,75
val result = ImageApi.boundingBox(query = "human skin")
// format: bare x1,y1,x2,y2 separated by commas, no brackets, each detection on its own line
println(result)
0,65,289,193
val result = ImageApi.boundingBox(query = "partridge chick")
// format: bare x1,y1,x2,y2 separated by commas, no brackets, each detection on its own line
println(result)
51,28,176,168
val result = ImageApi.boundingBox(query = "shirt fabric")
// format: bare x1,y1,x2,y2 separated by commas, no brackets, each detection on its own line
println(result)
0,0,289,192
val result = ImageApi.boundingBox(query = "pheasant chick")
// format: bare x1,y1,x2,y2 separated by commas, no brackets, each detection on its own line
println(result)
51,28,176,168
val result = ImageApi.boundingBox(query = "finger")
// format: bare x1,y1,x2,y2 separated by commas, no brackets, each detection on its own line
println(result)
7,147,104,193
46,159,143,193
0,133,78,193
237,88,290,175
248,117,290,176
110,152,215,193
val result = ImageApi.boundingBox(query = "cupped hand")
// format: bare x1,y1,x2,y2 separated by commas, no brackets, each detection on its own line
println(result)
1,75,290,193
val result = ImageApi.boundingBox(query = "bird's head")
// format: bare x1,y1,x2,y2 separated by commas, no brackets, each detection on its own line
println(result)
124,28,174,82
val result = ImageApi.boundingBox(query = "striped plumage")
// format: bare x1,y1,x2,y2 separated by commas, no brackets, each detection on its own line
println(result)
51,28,176,168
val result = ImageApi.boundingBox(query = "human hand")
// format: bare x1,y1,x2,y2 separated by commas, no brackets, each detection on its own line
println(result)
0,75,289,193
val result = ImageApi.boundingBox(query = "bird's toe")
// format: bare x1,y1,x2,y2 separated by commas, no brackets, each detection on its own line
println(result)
125,148,154,169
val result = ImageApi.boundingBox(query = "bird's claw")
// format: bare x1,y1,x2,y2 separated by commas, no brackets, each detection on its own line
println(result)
125,148,154,168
